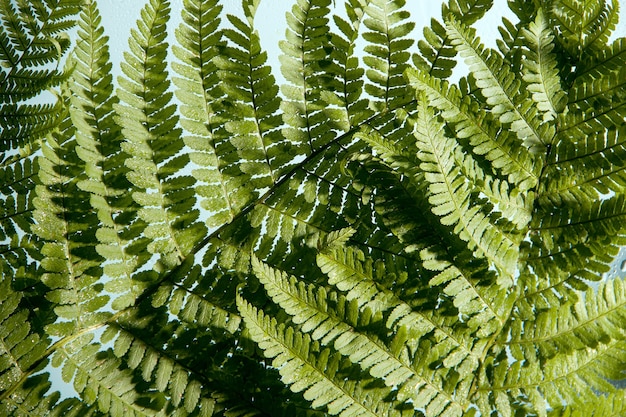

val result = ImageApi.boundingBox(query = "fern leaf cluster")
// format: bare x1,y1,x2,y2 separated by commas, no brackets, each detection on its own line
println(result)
2,0,626,416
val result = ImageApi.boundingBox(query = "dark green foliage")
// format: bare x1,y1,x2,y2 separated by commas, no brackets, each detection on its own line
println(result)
2,0,626,416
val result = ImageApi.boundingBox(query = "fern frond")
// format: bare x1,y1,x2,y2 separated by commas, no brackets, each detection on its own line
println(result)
0,101,64,152
67,0,146,311
562,33,626,141
410,95,519,284
521,8,567,123
564,65,626,140
405,68,539,193
362,0,414,112
540,126,626,206
0,0,79,73
1,373,65,417
414,0,493,79
548,391,626,417
548,0,620,59
316,244,483,371
145,278,311,417
518,195,626,313
104,326,205,414
0,69,65,103
446,17,549,150
442,0,493,24
346,150,513,335
253,256,414,371
0,0,81,151
32,110,109,338
237,295,402,417
324,0,373,129
531,194,626,253
173,0,259,231
116,0,206,269
346,152,432,253
52,333,157,417
480,336,626,417
508,278,626,362
415,15,456,79
252,256,470,416
279,0,338,155
578,37,626,78
0,154,37,243
248,137,368,269
0,278,53,413
215,3,285,185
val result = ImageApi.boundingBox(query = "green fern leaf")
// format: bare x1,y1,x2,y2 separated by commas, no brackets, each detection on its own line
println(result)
446,16,549,150
0,278,53,412
52,333,157,417
253,256,414,374
324,0,374,129
521,9,567,123
410,94,519,284
67,0,148,311
32,110,109,338
481,336,626,416
508,278,626,363
116,0,206,269
414,0,493,78
540,126,626,207
362,0,414,112
0,0,81,151
0,153,38,281
215,3,286,185
280,0,337,154
252,256,471,416
173,0,263,230
237,294,401,417
548,0,620,59
548,391,626,417
405,67,539,193
561,36,626,144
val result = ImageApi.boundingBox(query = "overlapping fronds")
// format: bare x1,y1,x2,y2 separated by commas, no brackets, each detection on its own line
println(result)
249,139,366,266
446,16,549,150
67,1,146,311
344,139,512,335
245,240,491,416
478,336,626,417
563,40,626,141
509,278,626,365
414,0,493,78
540,126,626,206
0,0,81,151
547,0,620,59
410,95,520,284
116,0,206,270
237,295,401,417
3,0,626,416
32,110,109,338
405,67,539,193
